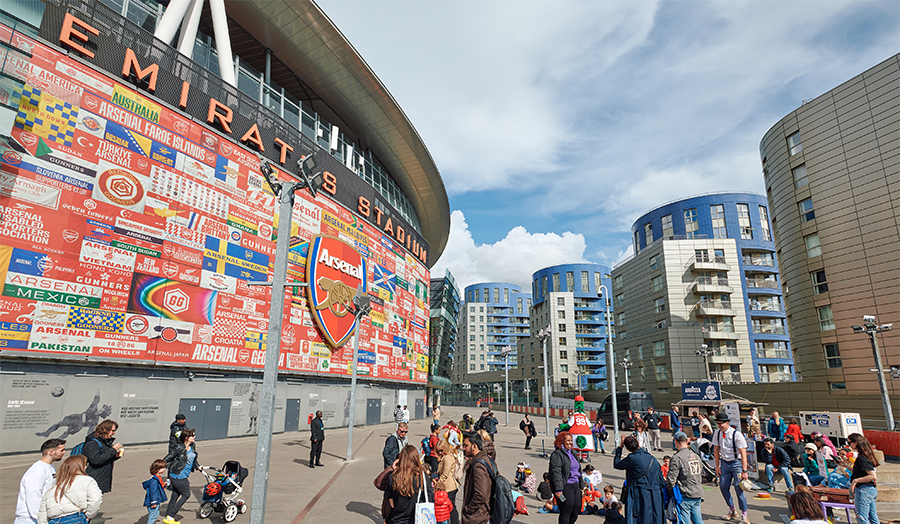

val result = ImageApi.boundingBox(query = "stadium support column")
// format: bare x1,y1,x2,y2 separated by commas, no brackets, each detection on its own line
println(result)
209,0,236,86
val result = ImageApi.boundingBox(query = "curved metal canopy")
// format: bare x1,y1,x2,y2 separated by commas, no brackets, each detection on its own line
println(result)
224,0,450,265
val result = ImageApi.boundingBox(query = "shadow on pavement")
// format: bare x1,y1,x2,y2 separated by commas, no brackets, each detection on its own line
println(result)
346,501,382,524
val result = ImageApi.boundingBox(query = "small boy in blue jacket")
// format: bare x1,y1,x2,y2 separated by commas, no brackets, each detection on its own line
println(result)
143,459,169,523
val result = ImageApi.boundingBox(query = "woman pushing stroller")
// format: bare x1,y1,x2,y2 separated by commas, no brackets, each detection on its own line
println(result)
163,428,207,524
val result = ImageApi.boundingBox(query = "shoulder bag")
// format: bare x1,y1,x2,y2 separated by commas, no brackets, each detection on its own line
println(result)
415,472,436,524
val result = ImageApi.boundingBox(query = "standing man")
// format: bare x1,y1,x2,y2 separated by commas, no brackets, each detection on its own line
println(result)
759,437,793,492
644,407,663,452
669,406,681,450
309,410,325,468
667,431,704,524
382,422,408,468
15,439,66,524
519,413,536,450
461,431,492,524
393,405,404,427
712,413,749,524
402,405,410,423
169,414,186,455
433,405,442,426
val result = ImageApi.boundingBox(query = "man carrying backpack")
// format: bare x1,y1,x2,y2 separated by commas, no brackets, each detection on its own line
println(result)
462,432,492,524
712,413,749,524
423,424,440,475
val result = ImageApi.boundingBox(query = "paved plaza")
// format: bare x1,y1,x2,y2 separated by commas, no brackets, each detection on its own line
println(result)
3,406,806,524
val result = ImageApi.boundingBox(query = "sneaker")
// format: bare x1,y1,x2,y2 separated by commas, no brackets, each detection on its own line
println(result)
741,515,750,524
722,510,739,521
766,485,775,493
163,518,180,524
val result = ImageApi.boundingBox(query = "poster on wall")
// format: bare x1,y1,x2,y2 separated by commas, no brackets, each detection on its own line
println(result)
0,22,428,384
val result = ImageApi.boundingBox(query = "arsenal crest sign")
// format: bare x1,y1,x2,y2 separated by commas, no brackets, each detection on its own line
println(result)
306,235,367,348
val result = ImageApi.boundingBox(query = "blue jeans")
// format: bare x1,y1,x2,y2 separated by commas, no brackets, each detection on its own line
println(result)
593,434,605,452
808,475,825,486
765,464,794,489
147,505,160,523
854,484,879,524
719,459,747,512
678,497,703,524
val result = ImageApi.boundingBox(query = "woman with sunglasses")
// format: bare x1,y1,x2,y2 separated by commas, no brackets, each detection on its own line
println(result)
848,433,880,524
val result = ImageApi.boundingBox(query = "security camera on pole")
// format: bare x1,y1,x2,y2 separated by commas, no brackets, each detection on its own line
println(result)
597,283,619,444
536,327,552,435
501,345,514,426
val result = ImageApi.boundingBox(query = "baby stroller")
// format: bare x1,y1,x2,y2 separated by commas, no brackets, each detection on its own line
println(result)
690,438,718,484
198,461,249,522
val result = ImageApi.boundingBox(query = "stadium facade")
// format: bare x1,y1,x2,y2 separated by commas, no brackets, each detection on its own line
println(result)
0,0,449,452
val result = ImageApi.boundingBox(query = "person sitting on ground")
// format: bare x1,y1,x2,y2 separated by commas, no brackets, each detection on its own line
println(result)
802,443,825,486
760,437,794,492
514,462,527,489
599,485,618,511
582,464,603,492
783,434,804,468
788,490,827,524
604,501,626,524
522,466,537,494
537,472,553,501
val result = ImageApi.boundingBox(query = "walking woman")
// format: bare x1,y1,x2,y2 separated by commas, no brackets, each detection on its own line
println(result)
848,433,880,524
38,455,102,524
549,431,584,524
163,428,204,524
435,441,460,524
386,445,433,524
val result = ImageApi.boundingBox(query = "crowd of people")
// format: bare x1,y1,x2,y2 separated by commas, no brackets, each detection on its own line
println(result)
14,404,883,524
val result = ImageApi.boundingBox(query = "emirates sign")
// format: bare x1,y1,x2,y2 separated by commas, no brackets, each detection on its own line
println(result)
306,235,366,348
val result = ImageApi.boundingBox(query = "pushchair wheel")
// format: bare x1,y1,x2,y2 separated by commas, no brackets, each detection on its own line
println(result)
224,503,239,522
198,502,214,518
240,503,248,514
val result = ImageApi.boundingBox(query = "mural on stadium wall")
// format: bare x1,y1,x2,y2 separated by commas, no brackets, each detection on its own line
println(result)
0,22,430,384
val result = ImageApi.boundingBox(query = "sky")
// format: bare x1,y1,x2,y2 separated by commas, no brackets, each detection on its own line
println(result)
317,0,899,291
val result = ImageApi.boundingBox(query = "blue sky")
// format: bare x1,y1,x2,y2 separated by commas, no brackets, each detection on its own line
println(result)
318,0,899,290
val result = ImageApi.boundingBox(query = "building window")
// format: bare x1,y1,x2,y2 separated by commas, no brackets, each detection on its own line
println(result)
652,275,663,292
581,271,589,293
470,316,475,322
829,382,846,391
759,206,771,241
711,205,727,239
559,351,568,359
470,364,475,370
638,345,643,360
561,378,569,387
504,288,510,304
479,316,484,322
542,276,548,297
661,214,673,238
811,270,828,294
565,271,574,292
557,297,565,306
615,293,624,307
614,274,623,288
759,364,792,383
470,335,475,342
793,164,809,188
475,289,481,302
558,324,567,332
595,272,603,292
684,208,699,238
527,298,531,310
655,364,669,380
470,306,475,312
737,204,753,239
634,230,640,253
480,364,485,370
560,364,568,373
654,297,666,313
805,233,821,257
658,388,670,394
517,298,523,314
493,288,499,303
824,343,842,368
640,367,645,380
817,306,835,331
558,310,566,319
653,340,665,357
559,337,567,346
644,223,654,244
617,312,625,325
532,367,535,375
553,274,560,293
480,306,484,312
787,132,803,156
798,198,816,223
480,354,485,360
470,354,475,360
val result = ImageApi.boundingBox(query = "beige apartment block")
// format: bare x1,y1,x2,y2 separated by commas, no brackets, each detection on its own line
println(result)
759,54,899,427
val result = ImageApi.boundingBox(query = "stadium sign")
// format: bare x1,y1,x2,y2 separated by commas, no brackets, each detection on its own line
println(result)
306,236,366,348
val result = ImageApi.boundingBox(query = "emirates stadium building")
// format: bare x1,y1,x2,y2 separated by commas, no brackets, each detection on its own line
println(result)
0,0,450,452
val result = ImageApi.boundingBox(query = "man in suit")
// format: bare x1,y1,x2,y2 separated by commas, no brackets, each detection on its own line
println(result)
310,411,325,468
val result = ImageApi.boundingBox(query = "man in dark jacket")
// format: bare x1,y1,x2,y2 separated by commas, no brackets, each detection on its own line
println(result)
84,419,123,493
667,432,703,524
782,434,804,468
462,432,492,524
643,407,663,452
480,411,498,435
309,411,325,468
613,435,665,524
759,437,794,492
168,414,186,455
382,422,408,469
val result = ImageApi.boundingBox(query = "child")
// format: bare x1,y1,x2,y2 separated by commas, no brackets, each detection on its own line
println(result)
661,455,671,478
514,461,527,489
583,464,603,490
522,466,536,494
600,485,618,508
605,501,626,524
142,459,169,524
434,490,453,524
537,472,553,501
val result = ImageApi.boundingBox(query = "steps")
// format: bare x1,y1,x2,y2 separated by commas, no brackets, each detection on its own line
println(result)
876,463,900,522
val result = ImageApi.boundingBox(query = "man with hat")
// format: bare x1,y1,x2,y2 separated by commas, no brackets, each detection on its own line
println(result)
667,431,703,524
168,414,186,456
711,412,749,524
759,437,793,492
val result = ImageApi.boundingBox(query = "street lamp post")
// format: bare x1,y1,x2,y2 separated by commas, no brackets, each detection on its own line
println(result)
536,327,552,435
524,379,530,407
345,288,372,461
597,284,619,444
501,345,514,426
695,344,713,382
620,357,632,393
249,154,322,524
851,317,895,431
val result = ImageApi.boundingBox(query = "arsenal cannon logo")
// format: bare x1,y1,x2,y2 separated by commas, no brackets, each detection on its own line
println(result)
306,235,367,348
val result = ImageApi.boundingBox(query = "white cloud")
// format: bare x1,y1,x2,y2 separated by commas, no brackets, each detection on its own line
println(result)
431,210,589,290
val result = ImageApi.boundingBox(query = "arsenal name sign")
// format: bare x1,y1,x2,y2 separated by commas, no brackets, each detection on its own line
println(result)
306,236,367,348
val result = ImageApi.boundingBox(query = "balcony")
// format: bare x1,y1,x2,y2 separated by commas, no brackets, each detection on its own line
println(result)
746,279,779,290
702,324,740,340
573,300,602,310
694,299,736,317
759,372,792,383
752,324,786,335
690,277,732,295
574,313,604,322
756,349,791,359
575,327,605,336
742,255,775,267
710,371,743,384
749,300,782,312
707,347,740,364
687,255,730,272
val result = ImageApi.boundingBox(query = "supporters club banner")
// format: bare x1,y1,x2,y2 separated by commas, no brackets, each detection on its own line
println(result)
0,21,429,383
